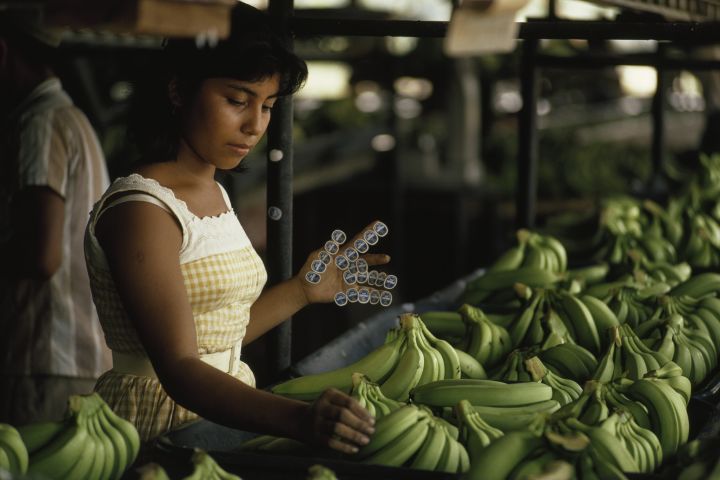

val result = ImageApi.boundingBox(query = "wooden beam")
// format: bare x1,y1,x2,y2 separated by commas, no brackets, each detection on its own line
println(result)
39,0,234,39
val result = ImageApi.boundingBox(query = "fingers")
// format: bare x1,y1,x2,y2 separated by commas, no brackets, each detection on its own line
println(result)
314,389,375,454
363,253,391,266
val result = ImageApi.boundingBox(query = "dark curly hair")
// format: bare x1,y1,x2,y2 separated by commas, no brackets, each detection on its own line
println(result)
128,3,307,169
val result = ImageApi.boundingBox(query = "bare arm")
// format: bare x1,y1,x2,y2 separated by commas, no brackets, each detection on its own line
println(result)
2,186,64,280
96,202,374,451
245,221,391,345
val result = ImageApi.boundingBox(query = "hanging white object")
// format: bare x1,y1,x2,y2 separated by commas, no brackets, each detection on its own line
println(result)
444,0,529,56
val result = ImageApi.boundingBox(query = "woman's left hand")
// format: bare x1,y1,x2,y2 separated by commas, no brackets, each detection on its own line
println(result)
296,220,391,305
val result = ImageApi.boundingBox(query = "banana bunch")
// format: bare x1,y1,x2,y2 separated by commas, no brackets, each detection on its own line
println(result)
410,378,553,408
659,293,720,348
380,314,462,401
458,304,512,368
273,313,461,402
584,277,660,328
506,287,570,350
491,349,535,382
349,373,402,419
593,325,671,382
183,449,241,480
471,400,561,432
19,393,140,480
554,292,613,354
489,229,568,274
306,464,338,480
460,266,562,307
643,362,692,405
408,413,469,472
355,404,468,473
455,399,504,455
635,259,691,287
561,416,641,474
525,356,583,406
643,199,684,249
604,381,651,430
553,380,610,426
681,211,720,267
598,410,662,474
638,313,717,386
538,343,598,384
137,463,171,480
619,377,690,457
0,423,28,475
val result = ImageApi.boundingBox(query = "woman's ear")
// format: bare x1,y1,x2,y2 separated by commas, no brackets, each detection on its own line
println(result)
168,77,183,109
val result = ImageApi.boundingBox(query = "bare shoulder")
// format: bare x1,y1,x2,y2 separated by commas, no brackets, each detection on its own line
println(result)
95,199,182,259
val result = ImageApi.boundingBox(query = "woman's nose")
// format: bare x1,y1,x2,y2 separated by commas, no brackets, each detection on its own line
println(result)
241,106,265,135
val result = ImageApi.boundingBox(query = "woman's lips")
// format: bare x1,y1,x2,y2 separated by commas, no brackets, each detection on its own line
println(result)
227,144,251,155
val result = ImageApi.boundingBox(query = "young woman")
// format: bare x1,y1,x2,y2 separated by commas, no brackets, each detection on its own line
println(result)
84,5,385,454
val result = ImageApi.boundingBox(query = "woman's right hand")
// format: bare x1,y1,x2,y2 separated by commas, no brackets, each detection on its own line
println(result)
303,388,375,454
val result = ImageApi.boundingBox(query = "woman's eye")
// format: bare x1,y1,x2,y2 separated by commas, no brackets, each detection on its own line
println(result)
262,105,274,112
227,98,246,107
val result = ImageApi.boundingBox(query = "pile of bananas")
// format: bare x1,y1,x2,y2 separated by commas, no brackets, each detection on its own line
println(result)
356,404,469,473
12,392,140,480
0,423,28,475
272,313,461,402
488,230,568,274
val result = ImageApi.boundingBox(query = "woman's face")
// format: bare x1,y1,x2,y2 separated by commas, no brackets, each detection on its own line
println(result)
179,75,280,170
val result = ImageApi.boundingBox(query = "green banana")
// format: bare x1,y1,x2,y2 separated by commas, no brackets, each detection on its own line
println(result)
489,244,526,272
465,267,561,294
273,334,403,400
410,379,552,407
380,328,424,401
580,295,621,347
624,378,689,457
669,272,720,298
419,311,466,338
88,407,115,480
16,420,65,454
471,400,560,431
420,322,462,379
356,405,426,459
0,423,28,474
408,422,447,471
454,348,487,379
559,293,601,354
27,419,90,479
463,429,544,480
361,416,430,467
99,402,140,470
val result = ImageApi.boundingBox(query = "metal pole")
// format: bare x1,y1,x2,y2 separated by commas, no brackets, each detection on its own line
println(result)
267,0,295,377
650,43,666,194
517,38,539,229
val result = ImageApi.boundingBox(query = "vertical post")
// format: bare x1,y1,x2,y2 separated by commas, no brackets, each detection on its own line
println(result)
266,0,294,376
650,43,666,193
517,38,539,229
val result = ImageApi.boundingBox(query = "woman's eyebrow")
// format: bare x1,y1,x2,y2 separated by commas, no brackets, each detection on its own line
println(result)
226,84,279,99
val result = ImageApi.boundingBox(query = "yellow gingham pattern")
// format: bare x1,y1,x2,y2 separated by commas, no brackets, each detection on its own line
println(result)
93,247,266,441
